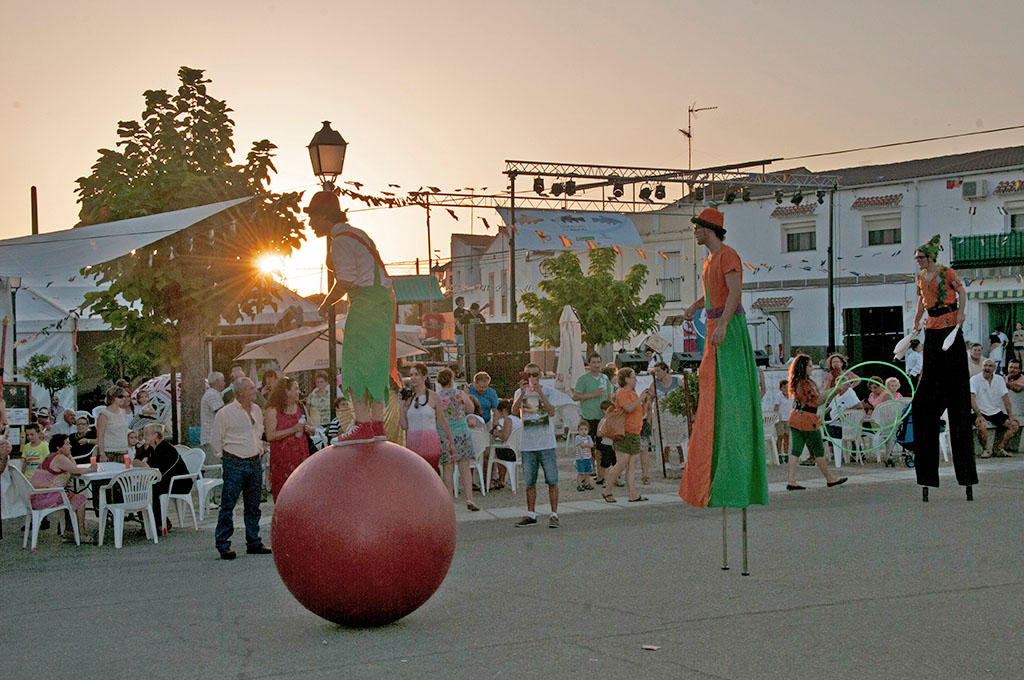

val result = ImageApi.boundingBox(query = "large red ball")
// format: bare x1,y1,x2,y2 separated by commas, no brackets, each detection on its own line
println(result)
271,441,456,627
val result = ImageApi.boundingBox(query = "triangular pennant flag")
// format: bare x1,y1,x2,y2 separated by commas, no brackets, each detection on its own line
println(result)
446,208,459,221
969,206,977,215
480,217,491,230
997,206,1008,215
586,240,597,249
534,230,548,243
558,235,573,247
612,245,622,256
658,251,670,260
744,262,756,272
635,248,646,259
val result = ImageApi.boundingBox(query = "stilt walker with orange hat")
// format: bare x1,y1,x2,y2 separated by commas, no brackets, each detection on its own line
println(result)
679,208,768,574
306,191,401,445
911,234,977,502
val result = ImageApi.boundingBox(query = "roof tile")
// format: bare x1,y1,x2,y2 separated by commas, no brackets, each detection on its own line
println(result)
770,204,817,218
850,193,903,209
752,296,794,310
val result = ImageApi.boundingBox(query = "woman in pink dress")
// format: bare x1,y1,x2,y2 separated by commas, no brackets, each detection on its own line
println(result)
29,434,96,542
264,376,315,502
399,363,454,474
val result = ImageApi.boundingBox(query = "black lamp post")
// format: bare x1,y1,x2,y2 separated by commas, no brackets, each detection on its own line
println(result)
308,122,348,421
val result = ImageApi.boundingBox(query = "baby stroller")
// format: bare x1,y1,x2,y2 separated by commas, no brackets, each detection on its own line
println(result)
889,401,916,468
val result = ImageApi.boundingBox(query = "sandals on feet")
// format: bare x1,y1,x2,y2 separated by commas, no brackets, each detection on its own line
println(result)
628,496,649,502
466,501,481,511
602,493,616,503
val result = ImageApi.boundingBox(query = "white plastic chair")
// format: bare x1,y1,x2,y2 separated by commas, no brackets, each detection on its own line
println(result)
173,444,192,456
454,428,489,498
556,403,582,457
97,468,161,549
196,452,224,522
159,448,203,532
762,412,780,465
8,467,80,549
939,410,952,462
831,409,869,465
310,426,328,452
869,398,910,464
92,405,106,423
486,427,523,493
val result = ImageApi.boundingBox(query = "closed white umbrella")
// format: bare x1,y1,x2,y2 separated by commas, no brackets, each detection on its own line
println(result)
555,305,585,396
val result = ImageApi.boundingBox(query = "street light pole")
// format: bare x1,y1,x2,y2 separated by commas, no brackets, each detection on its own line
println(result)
10,276,21,377
308,121,348,422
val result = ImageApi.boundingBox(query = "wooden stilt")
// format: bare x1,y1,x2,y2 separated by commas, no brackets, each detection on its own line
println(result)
721,507,729,570
741,508,750,576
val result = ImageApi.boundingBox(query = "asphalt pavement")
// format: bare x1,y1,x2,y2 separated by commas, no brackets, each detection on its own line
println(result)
2,460,1023,680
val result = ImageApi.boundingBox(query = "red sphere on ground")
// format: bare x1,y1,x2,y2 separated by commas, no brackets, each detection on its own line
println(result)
271,441,456,627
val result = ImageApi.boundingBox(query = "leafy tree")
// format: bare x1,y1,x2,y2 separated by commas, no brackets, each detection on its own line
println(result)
520,248,666,352
76,67,307,432
22,354,82,409
95,335,161,383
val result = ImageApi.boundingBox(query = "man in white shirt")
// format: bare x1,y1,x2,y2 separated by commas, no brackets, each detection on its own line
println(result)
211,377,270,560
824,382,865,441
512,362,560,528
50,408,78,436
200,371,225,457
970,359,1019,458
905,339,923,387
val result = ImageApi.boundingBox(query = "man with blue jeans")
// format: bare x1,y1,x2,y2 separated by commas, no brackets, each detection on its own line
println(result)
211,377,271,560
512,362,560,528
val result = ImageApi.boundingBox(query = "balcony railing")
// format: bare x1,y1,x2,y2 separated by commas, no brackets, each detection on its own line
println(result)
950,231,1024,269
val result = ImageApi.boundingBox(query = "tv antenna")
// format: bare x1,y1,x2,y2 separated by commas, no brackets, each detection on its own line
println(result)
679,102,718,170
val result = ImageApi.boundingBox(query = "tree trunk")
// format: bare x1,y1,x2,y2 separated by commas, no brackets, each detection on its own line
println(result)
178,315,206,439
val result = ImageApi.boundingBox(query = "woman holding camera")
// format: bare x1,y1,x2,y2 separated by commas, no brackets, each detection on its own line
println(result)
399,363,455,477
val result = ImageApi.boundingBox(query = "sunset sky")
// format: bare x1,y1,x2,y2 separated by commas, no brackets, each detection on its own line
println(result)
3,0,1023,296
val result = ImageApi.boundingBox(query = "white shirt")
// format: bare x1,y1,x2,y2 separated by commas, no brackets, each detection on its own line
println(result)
200,387,224,445
970,373,1009,417
51,419,76,436
905,349,923,377
828,387,862,425
211,400,265,458
775,391,794,422
329,222,392,288
513,386,557,452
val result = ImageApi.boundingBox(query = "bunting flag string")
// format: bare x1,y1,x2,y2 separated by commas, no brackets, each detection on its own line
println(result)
534,230,548,243
635,248,646,259
446,209,459,221
612,245,622,256
586,240,597,250
558,235,573,247
657,250,670,260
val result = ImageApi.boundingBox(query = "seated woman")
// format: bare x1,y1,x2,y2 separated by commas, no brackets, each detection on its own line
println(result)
29,434,97,542
466,395,486,429
132,423,192,531
863,375,892,417
69,416,98,463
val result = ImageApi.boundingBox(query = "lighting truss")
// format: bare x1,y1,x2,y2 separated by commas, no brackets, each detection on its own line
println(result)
504,159,842,190
407,191,680,214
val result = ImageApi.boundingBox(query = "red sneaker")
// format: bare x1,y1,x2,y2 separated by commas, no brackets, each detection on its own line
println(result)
333,422,375,446
372,421,387,441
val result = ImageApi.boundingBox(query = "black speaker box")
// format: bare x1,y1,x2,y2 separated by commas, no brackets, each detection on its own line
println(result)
465,322,530,398
670,352,703,371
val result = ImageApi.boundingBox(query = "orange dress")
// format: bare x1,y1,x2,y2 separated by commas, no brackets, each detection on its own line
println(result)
917,266,960,329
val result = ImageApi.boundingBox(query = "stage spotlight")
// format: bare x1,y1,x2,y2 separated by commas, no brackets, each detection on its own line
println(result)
611,176,624,198
816,190,826,204
774,190,783,204
533,176,545,194
741,187,751,202
639,186,652,201
791,191,803,205
551,181,564,196
565,180,576,196
693,186,704,201
654,184,666,200
725,189,736,204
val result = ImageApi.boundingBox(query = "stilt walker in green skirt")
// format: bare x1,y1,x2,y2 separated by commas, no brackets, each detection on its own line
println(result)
306,191,400,446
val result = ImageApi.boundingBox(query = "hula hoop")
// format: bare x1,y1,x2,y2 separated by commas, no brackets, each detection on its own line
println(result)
821,360,915,456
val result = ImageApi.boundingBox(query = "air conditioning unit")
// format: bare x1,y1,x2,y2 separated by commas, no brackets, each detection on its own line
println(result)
962,180,988,200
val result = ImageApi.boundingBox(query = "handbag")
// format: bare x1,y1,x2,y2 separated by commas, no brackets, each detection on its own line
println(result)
301,405,319,455
597,408,626,442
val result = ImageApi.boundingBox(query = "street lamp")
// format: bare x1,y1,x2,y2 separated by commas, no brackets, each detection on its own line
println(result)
9,276,21,377
308,122,347,421
308,121,348,191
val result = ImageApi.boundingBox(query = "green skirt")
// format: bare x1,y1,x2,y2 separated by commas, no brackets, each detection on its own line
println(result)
341,284,395,404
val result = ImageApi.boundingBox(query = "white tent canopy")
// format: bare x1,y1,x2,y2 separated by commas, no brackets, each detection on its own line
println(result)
0,197,264,408
0,197,252,278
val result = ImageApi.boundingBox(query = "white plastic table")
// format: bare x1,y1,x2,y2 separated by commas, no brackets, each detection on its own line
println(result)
80,462,129,484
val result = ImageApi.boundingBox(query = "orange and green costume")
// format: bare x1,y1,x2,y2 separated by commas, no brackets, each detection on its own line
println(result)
679,245,769,508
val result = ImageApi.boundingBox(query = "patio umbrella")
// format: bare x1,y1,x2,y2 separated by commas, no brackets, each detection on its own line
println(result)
236,322,426,374
554,305,585,396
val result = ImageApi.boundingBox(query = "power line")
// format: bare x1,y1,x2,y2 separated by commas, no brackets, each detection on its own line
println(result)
782,124,1024,163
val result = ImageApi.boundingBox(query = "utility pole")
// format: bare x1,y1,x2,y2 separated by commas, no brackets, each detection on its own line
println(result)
678,102,718,170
